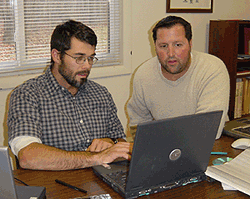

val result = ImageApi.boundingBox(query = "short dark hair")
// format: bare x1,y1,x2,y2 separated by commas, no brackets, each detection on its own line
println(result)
152,16,192,42
50,20,97,63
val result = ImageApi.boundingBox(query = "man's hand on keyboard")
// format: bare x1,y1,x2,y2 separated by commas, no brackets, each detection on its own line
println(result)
96,142,132,168
86,138,113,152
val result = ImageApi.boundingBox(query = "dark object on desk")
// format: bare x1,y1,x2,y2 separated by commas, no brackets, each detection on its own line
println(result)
0,147,46,199
93,111,222,199
55,179,87,193
223,116,250,139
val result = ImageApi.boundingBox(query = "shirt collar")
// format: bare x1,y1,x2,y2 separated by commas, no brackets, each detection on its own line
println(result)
44,65,88,97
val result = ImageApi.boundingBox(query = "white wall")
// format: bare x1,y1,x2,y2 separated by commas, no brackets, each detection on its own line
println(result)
1,0,250,146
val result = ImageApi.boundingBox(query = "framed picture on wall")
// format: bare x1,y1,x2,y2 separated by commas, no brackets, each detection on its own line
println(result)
167,0,213,13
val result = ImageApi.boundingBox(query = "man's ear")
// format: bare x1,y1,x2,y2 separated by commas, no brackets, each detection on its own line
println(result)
189,39,193,48
51,49,61,64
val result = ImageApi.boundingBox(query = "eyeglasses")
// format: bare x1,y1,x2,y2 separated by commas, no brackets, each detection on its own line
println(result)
64,52,98,65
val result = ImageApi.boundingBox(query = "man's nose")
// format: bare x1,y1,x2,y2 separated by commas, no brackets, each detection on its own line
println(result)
167,46,174,57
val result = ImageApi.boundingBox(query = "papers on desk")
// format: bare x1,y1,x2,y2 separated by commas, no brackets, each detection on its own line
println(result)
205,148,250,196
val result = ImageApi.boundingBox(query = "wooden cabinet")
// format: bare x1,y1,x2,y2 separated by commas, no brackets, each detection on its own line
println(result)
209,20,250,120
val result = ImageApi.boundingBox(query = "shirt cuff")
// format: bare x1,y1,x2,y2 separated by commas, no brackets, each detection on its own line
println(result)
9,136,42,156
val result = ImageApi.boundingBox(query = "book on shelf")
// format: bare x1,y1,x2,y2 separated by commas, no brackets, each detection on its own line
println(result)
234,77,250,119
237,71,250,76
237,54,250,60
242,78,250,115
234,78,243,118
244,27,250,55
237,65,250,76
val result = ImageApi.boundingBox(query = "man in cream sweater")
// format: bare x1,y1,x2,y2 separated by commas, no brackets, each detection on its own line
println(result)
127,16,229,140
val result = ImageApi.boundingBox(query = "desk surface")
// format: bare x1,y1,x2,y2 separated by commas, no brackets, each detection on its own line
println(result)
13,135,250,199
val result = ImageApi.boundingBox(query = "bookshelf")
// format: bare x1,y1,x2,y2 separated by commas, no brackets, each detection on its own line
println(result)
209,20,250,120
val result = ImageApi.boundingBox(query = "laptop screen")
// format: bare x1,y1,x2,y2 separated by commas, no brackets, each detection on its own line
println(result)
125,111,223,191
0,147,18,199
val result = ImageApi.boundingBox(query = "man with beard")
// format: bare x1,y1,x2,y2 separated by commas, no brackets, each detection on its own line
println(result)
7,20,131,170
127,16,230,140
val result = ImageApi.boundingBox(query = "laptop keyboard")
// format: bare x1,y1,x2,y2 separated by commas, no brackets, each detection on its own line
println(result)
107,170,128,188
233,126,250,134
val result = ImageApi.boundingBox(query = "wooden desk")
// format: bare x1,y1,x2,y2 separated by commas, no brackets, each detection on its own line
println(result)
13,135,250,199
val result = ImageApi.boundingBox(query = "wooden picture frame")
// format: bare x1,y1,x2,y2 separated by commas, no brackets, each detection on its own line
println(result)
167,0,213,13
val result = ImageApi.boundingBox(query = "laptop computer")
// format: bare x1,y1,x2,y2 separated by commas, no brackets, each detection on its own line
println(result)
92,111,223,199
223,116,250,139
0,147,46,199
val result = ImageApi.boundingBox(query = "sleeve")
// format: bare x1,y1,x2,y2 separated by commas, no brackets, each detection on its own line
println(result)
195,59,230,139
126,70,154,126
9,136,42,156
7,86,42,145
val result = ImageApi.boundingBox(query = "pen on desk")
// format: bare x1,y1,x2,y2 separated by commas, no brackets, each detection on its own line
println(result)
55,179,87,193
211,152,228,155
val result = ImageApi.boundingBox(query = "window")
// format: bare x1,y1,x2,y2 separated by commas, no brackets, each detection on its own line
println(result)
0,0,122,76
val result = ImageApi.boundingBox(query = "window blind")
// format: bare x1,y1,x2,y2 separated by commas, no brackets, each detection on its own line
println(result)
0,0,121,75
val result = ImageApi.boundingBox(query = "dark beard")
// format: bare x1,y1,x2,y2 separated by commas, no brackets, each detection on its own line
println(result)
159,53,191,75
58,64,89,88
161,62,186,75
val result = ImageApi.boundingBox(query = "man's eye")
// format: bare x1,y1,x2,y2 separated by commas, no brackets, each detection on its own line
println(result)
175,43,182,47
77,56,85,61
88,57,94,61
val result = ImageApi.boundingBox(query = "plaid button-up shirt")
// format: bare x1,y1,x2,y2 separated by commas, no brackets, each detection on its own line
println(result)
7,66,125,151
